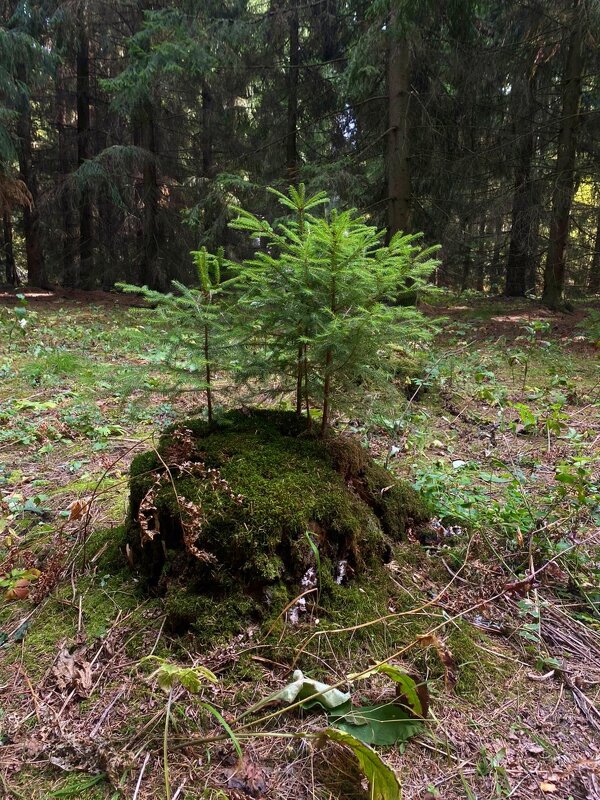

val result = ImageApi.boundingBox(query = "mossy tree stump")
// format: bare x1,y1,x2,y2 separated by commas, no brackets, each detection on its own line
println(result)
126,410,429,637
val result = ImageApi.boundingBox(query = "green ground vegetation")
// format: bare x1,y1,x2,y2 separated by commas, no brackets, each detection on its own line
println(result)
0,294,598,799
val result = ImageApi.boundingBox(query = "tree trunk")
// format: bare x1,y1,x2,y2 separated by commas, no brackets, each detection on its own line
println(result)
475,218,486,292
202,84,214,179
541,1,586,310
489,217,505,293
93,96,117,290
135,100,163,289
460,223,472,292
3,212,17,285
57,66,77,287
505,75,537,297
286,1,300,184
204,322,213,424
386,10,411,239
77,23,94,288
16,64,47,288
320,349,333,437
525,177,542,294
589,206,600,294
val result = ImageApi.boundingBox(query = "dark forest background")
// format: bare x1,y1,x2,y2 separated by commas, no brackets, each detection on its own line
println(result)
0,0,599,308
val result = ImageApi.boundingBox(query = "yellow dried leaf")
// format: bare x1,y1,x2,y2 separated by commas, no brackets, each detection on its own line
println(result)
67,497,92,522
516,528,524,547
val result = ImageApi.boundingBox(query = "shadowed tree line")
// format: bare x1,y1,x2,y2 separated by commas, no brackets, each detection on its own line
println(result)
0,0,599,308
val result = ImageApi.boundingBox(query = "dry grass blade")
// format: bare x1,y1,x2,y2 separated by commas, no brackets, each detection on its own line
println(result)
540,600,600,675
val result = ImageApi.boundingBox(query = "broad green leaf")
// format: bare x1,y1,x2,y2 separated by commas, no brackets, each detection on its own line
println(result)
23,498,49,514
319,728,401,800
348,665,424,717
513,403,537,428
242,670,350,716
328,702,422,746
179,669,202,694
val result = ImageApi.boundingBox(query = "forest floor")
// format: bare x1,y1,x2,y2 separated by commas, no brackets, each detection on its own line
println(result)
0,291,599,800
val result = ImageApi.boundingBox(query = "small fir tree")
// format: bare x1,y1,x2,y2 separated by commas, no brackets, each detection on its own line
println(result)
117,247,231,424
230,185,328,423
230,185,440,435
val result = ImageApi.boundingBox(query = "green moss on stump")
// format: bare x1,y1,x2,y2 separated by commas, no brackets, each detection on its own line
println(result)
126,409,429,632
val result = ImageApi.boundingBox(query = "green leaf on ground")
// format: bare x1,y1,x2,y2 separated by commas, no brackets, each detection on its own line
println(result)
328,701,423,746
243,669,351,716
319,728,401,800
348,664,425,717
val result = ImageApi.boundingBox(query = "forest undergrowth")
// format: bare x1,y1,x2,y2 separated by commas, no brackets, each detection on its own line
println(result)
0,291,599,800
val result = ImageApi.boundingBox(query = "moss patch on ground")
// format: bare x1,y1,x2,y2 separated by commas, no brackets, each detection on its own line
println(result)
258,547,510,703
0,526,157,684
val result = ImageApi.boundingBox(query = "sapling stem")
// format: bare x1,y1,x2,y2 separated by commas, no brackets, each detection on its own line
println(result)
204,322,212,424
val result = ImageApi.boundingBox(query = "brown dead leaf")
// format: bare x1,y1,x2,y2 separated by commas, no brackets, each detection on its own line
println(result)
516,528,524,547
53,647,93,696
503,573,538,597
67,497,92,522
526,743,545,755
228,759,268,798
417,633,457,689
5,578,30,600
539,782,557,793
395,669,430,718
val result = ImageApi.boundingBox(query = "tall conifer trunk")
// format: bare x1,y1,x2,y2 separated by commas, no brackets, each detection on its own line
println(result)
286,0,304,411
202,85,214,178
3,212,17,285
386,9,411,239
134,100,162,289
475,218,486,292
589,207,600,294
57,66,77,286
489,218,505,292
506,74,537,297
286,0,300,184
95,95,117,290
16,63,47,288
542,0,585,309
77,20,94,288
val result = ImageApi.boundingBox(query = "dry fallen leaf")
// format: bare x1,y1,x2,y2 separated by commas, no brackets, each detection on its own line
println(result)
228,759,268,798
53,648,93,696
67,497,92,522
516,528,524,547
539,782,557,793
417,633,457,689
5,578,30,601
526,743,545,755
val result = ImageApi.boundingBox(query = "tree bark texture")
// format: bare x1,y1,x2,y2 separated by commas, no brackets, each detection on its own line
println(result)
3,212,17,285
202,84,214,178
57,66,78,286
286,0,300,184
542,1,586,309
16,63,48,287
506,74,538,297
386,10,411,239
77,23,94,288
135,100,163,289
588,206,600,294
